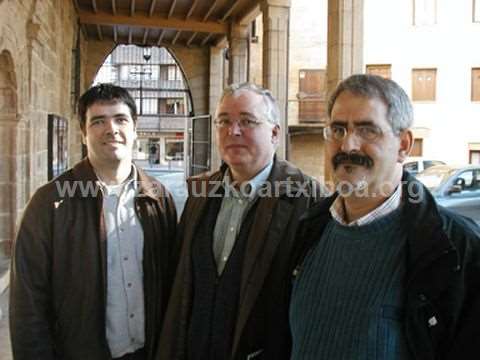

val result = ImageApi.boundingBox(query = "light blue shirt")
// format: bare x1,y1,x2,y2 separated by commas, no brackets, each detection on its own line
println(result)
100,168,145,358
213,160,274,274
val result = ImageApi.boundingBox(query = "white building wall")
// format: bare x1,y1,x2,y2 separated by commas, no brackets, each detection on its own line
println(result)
364,0,480,164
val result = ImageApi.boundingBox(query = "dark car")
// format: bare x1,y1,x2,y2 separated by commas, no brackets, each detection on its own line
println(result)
416,164,480,223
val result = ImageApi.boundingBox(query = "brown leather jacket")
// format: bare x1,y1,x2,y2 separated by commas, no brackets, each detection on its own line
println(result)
10,159,178,360
156,158,323,360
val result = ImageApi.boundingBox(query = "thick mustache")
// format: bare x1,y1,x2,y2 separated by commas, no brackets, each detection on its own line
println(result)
332,152,374,169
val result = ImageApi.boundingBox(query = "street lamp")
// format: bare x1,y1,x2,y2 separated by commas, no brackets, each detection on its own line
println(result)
130,46,152,115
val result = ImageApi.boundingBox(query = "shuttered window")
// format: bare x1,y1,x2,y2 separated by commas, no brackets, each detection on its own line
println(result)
474,0,480,22
366,64,392,79
411,138,423,157
472,68,480,101
413,0,437,26
298,69,327,123
412,68,437,101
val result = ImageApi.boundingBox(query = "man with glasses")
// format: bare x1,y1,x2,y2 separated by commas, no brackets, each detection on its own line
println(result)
289,74,480,359
157,83,322,360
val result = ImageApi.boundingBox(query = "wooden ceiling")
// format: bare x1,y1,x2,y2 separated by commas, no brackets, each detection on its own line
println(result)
73,0,261,47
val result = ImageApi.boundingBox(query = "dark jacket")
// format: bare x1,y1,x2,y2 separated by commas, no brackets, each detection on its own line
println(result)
292,172,480,360
9,159,178,360
157,158,323,360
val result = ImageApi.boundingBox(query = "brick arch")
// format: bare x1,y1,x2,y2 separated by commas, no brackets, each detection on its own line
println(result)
0,49,18,263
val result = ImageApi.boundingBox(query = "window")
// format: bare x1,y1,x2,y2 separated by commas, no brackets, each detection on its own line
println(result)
158,98,185,114
167,65,180,81
412,69,437,101
470,150,480,164
474,0,480,22
413,0,436,26
366,64,392,79
472,68,480,101
298,69,327,123
165,139,184,160
411,138,423,156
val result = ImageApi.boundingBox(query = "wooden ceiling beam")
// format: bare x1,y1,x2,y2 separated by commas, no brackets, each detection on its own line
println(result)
111,0,117,15
168,0,177,19
238,3,260,25
201,33,212,46
130,0,136,16
80,24,88,39
96,24,103,40
203,0,220,22
172,30,182,45
187,32,197,46
91,0,98,13
142,28,149,44
78,9,228,34
149,0,157,16
221,0,240,22
156,29,165,46
186,0,198,20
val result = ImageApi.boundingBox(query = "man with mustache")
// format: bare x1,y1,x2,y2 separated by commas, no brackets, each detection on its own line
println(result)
157,83,322,360
10,84,178,360
289,74,480,359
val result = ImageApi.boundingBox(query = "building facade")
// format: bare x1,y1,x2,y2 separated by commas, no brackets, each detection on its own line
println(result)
364,0,480,165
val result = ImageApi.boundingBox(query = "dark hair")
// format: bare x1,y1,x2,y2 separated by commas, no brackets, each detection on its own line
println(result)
77,83,137,131
327,74,413,134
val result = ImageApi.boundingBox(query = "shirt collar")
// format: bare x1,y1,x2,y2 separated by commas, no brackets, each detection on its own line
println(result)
223,160,274,199
330,184,403,226
97,164,138,196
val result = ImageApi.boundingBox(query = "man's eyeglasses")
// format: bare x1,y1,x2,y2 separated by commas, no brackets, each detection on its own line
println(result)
323,124,386,142
214,116,265,129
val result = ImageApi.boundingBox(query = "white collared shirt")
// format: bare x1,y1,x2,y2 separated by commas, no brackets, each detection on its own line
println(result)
98,166,145,358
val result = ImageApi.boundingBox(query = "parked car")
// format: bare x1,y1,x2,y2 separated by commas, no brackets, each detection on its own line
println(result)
403,157,445,175
416,164,480,223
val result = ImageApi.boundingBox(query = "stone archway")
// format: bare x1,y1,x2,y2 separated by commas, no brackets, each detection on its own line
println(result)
0,50,18,269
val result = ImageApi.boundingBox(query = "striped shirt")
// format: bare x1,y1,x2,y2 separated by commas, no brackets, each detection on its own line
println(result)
330,184,402,226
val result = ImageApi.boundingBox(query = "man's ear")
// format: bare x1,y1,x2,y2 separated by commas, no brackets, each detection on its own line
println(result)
271,124,280,144
398,129,413,163
81,129,86,145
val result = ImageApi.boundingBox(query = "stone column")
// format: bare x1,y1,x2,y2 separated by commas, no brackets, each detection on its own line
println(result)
209,46,224,170
228,22,249,84
325,0,364,182
327,0,364,93
261,0,290,159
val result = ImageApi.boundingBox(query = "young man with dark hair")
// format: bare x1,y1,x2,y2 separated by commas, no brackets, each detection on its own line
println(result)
10,83,178,360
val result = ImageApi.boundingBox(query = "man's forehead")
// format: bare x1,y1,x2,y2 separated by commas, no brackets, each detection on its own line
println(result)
86,100,130,116
217,90,265,114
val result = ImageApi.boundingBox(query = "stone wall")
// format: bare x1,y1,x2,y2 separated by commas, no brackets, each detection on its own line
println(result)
0,0,86,258
289,133,326,181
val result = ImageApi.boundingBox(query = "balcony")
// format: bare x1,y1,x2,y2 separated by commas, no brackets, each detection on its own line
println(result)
137,115,185,133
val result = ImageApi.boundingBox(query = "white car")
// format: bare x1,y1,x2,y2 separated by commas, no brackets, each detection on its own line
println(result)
403,157,445,175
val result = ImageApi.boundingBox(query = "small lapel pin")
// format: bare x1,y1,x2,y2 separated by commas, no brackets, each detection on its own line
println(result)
428,316,438,327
